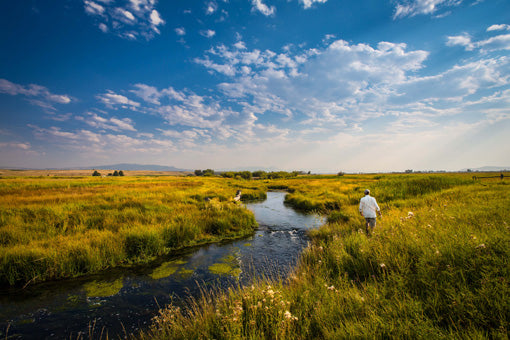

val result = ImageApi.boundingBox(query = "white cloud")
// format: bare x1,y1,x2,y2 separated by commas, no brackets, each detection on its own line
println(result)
234,41,247,50
82,0,165,40
116,7,136,22
98,23,108,32
0,79,72,109
200,29,216,38
97,90,140,108
130,83,185,105
194,56,236,76
29,125,177,155
80,113,137,132
299,0,328,9
487,24,510,32
447,31,510,52
477,34,510,51
150,9,165,31
393,0,465,19
175,27,186,36
446,33,474,50
84,1,105,15
206,1,218,15
251,0,276,16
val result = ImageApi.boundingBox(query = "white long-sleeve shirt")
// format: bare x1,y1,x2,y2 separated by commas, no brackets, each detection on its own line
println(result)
359,195,380,218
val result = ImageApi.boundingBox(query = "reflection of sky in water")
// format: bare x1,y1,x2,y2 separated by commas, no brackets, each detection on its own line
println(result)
0,191,323,339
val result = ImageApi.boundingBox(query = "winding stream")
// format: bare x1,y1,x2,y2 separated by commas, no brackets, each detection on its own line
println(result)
0,192,324,339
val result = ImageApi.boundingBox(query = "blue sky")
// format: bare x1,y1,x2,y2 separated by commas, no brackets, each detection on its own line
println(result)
1,0,509,172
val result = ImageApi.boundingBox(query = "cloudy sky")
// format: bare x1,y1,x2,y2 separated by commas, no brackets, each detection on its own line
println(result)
1,0,509,172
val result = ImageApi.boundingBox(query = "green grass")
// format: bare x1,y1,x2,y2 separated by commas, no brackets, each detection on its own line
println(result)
141,173,510,339
0,176,263,286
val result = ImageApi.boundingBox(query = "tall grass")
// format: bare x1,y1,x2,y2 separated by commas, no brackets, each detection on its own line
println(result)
0,176,263,286
142,173,510,339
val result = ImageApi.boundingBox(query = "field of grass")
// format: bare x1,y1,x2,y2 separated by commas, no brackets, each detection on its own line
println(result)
142,173,510,339
0,176,265,286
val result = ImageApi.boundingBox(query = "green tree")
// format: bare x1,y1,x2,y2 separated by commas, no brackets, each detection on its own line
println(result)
221,172,235,178
92,170,101,177
113,170,119,176
203,169,215,176
119,170,125,176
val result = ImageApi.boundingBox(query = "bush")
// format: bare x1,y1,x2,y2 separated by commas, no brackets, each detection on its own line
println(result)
92,170,101,177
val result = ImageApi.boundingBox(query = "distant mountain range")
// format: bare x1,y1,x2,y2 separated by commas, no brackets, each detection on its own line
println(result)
0,164,190,172
87,164,190,171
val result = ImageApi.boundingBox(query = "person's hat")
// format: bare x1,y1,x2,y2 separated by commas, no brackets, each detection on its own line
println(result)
364,189,370,195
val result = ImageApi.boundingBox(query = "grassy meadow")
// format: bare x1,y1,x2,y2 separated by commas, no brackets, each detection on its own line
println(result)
140,172,510,339
0,175,264,286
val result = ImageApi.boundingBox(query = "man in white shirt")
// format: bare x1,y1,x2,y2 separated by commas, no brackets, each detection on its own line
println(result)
359,189,381,236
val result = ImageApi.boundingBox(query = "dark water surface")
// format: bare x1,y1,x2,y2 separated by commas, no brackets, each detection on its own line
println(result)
0,192,323,339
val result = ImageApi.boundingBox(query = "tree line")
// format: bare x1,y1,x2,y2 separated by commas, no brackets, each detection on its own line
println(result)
194,169,309,179
92,170,125,177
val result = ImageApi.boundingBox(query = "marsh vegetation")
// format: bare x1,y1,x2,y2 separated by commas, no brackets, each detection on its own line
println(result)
1,172,508,339
0,176,261,286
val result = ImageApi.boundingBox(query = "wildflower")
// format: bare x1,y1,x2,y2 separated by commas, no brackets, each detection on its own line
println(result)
284,310,298,321
471,235,477,240
380,263,386,269
327,285,335,291
475,243,486,249
435,250,440,255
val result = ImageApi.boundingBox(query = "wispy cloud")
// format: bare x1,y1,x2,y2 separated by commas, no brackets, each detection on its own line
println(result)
0,78,72,110
299,0,328,9
97,90,141,109
175,27,186,36
393,0,469,19
487,24,510,32
200,29,216,38
251,0,276,16
205,1,218,15
78,113,137,132
82,0,165,40
447,28,510,52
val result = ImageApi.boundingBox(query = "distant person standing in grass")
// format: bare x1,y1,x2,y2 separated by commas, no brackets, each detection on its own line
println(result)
359,189,381,236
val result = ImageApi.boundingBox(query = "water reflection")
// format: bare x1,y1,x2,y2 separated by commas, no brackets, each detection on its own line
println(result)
0,191,323,339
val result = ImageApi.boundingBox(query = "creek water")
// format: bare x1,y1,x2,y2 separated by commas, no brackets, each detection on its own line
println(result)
0,192,324,339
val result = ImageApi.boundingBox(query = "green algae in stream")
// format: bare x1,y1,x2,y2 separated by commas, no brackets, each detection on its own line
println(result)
178,268,194,278
83,277,124,298
150,260,186,280
208,252,241,278
243,243,252,247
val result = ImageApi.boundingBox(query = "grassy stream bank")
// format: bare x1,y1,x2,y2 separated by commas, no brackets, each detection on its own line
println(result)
0,177,263,286
141,173,509,339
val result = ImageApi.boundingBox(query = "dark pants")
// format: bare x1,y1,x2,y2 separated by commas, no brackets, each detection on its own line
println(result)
365,218,376,235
